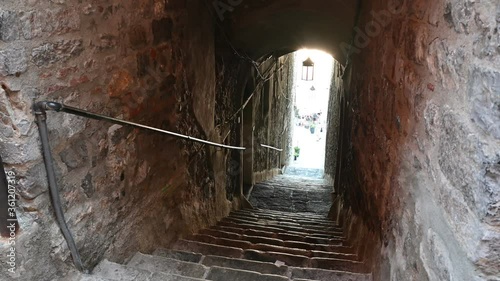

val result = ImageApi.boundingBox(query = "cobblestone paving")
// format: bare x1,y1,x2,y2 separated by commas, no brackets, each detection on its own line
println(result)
249,168,333,215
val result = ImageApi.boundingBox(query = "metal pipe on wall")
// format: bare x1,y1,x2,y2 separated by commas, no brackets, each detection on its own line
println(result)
34,105,86,272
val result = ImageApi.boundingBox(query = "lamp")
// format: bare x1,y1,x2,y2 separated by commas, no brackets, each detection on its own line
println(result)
301,57,314,81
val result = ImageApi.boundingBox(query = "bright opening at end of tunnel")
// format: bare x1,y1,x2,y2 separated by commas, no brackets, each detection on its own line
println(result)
290,49,333,173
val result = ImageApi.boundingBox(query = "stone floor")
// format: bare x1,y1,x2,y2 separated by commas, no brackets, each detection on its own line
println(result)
66,173,371,281
249,170,332,215
284,167,324,179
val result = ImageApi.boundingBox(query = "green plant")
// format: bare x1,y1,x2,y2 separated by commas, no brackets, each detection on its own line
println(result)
294,146,300,157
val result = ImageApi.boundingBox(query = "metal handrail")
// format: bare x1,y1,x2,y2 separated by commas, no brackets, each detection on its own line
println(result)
32,101,246,272
35,101,246,151
260,144,283,152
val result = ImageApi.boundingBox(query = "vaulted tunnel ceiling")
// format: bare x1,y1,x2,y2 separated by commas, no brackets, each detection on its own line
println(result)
216,0,360,64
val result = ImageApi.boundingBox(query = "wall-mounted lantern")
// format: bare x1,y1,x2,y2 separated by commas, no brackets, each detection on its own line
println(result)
301,57,314,81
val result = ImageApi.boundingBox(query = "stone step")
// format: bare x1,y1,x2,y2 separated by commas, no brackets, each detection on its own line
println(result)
149,272,206,281
241,207,328,218
230,211,340,228
241,249,366,273
127,252,207,278
173,239,244,258
243,249,310,267
186,233,357,261
191,232,349,254
210,226,354,253
310,257,368,273
92,259,152,281
150,249,365,281
217,221,344,238
206,266,288,281
235,209,333,223
201,255,289,276
63,274,114,281
223,217,344,234
152,248,203,263
290,267,372,281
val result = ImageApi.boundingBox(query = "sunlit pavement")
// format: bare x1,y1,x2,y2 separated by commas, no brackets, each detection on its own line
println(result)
290,124,327,170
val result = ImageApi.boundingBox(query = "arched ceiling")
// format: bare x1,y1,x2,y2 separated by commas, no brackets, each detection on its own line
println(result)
216,0,360,65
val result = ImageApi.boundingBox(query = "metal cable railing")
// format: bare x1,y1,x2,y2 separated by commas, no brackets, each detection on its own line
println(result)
260,144,283,152
36,101,246,150
33,101,246,272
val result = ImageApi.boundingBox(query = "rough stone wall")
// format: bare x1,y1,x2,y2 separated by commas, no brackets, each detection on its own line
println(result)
324,62,342,184
334,0,500,280
252,55,294,180
0,0,237,280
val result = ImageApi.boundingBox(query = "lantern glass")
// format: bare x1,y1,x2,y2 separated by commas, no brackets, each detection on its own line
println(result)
301,57,315,81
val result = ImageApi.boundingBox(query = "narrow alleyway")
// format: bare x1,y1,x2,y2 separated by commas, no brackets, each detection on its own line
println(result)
67,173,372,281
1,0,498,280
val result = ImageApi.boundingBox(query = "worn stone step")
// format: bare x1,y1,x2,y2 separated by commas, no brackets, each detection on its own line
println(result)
187,233,355,261
310,257,368,273
211,226,351,250
240,208,328,219
92,259,152,281
310,250,358,260
207,266,288,281
243,249,309,267
64,274,113,281
189,234,253,249
202,255,289,276
235,209,334,224
173,239,244,258
223,217,344,234
127,252,207,278
217,221,344,238
224,216,343,233
149,272,206,281
194,230,348,254
230,211,341,228
152,249,203,263
291,267,372,281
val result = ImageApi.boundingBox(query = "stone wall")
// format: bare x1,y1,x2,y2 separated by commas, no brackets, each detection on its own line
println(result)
324,62,342,185
0,0,241,279
251,55,295,183
332,0,500,280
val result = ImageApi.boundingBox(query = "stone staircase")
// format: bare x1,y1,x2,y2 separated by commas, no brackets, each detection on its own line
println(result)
67,173,372,281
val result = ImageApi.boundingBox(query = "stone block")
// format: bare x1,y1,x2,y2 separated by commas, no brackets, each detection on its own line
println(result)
445,0,476,34
468,66,500,139
17,162,48,200
0,46,27,75
419,228,453,281
126,253,207,278
152,249,203,263
438,112,480,213
81,173,93,198
152,17,173,44
206,266,288,281
202,255,289,276
291,267,372,281
0,10,20,42
31,39,84,67
93,259,151,281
